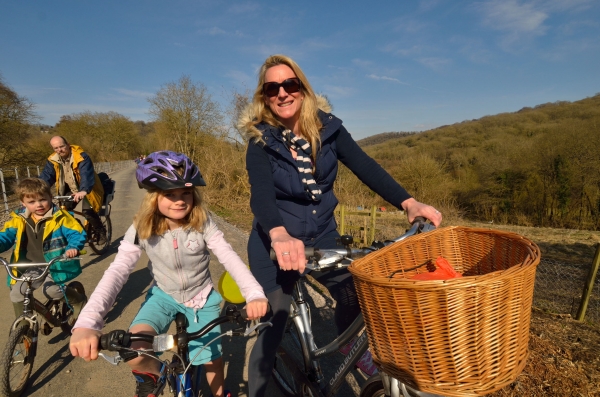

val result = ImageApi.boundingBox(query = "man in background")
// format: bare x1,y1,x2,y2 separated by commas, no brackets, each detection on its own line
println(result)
40,136,106,242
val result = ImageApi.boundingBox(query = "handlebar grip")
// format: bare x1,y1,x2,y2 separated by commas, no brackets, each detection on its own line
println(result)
412,216,427,224
99,329,130,351
269,248,316,261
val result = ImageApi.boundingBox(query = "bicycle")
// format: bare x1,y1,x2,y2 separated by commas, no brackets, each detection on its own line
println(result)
54,195,112,255
0,255,85,397
97,304,273,397
270,218,444,397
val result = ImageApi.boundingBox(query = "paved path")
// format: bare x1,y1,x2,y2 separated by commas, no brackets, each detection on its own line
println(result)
0,166,365,396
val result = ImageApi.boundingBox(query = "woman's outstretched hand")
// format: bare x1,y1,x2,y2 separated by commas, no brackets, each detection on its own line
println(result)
269,226,307,273
401,198,443,227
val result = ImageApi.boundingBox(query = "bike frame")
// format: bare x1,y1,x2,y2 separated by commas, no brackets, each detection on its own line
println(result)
288,279,370,397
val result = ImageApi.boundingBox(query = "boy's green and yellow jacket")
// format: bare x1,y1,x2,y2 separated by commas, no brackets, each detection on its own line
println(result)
0,206,86,285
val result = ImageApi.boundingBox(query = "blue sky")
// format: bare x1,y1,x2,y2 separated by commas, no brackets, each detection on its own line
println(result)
1,0,599,139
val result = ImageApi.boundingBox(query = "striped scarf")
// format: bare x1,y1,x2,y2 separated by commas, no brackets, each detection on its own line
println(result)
282,129,322,201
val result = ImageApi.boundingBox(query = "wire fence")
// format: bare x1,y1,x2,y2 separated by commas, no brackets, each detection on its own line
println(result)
534,257,599,324
0,160,136,216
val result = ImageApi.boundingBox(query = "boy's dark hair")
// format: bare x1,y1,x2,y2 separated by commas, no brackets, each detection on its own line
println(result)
15,178,52,201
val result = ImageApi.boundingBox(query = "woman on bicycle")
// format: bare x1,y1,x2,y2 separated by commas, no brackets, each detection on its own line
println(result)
240,54,442,397
69,151,268,397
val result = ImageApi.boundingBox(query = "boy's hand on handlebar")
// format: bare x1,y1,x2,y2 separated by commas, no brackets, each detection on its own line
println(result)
269,226,307,273
70,328,102,361
65,248,79,258
402,198,442,227
244,298,269,320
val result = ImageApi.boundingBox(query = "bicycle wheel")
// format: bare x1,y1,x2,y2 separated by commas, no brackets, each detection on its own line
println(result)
60,281,86,334
0,324,35,397
272,321,315,397
360,374,386,397
88,214,112,255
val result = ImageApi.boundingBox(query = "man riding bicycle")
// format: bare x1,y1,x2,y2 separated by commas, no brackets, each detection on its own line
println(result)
40,136,106,243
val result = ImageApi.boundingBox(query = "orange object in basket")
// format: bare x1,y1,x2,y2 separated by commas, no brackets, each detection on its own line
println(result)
411,256,462,280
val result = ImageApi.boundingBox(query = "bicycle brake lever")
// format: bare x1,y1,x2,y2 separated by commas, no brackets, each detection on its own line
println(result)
98,352,123,365
244,321,273,336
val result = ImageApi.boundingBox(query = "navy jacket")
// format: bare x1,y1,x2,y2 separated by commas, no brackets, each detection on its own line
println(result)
246,110,412,244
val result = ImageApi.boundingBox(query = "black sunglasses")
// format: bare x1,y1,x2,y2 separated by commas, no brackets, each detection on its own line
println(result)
262,78,302,97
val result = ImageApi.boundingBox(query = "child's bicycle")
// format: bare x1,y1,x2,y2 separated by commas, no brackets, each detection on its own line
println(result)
54,195,112,255
97,304,273,397
0,255,85,397
270,218,444,397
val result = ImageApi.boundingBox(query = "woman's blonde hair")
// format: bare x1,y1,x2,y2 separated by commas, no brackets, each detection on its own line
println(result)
247,54,323,160
133,164,209,239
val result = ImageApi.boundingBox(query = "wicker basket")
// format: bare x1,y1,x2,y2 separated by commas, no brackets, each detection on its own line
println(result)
348,226,541,397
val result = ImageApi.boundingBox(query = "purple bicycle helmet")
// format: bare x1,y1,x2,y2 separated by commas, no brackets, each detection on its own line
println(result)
136,151,206,191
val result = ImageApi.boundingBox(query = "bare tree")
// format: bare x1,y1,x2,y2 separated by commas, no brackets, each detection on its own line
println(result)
148,75,223,161
0,75,39,166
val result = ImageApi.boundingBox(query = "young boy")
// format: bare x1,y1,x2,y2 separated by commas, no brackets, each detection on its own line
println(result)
0,178,88,324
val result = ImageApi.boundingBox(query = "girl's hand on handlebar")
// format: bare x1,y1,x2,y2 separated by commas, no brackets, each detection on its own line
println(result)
70,327,102,361
269,226,307,273
401,198,442,227
65,248,79,258
244,298,269,320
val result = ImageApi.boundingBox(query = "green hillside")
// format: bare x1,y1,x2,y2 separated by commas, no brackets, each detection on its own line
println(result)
353,94,600,230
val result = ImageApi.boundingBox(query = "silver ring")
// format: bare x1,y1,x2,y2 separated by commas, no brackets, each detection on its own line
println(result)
282,252,290,256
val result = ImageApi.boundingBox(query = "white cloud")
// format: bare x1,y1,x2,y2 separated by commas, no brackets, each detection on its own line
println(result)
322,85,355,98
112,88,153,99
226,70,252,86
418,57,451,70
367,74,410,85
477,0,548,34
227,2,260,14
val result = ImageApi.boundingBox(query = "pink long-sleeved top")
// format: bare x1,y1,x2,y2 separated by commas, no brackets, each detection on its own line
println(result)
74,217,266,331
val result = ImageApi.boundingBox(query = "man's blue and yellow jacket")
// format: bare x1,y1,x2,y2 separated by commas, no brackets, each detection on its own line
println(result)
0,205,86,285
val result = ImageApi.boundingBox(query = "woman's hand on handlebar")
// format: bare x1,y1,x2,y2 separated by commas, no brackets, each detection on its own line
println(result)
70,327,102,361
402,198,442,227
269,226,307,273
244,298,269,320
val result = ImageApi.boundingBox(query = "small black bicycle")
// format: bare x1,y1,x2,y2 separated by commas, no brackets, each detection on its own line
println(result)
0,255,85,397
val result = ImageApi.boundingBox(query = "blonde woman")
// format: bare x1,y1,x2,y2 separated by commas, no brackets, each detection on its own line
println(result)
69,151,268,397
239,54,442,397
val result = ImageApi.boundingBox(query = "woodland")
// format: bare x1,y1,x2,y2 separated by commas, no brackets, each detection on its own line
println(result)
2,73,600,231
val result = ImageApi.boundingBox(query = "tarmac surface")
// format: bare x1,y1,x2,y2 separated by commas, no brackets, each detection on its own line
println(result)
0,166,366,397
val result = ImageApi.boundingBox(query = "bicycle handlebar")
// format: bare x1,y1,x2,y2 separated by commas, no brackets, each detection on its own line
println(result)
0,255,79,283
269,217,435,272
98,304,272,353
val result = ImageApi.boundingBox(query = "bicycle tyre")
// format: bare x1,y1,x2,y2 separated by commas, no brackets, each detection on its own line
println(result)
88,214,112,255
360,373,387,397
272,321,316,397
0,324,35,397
60,281,86,334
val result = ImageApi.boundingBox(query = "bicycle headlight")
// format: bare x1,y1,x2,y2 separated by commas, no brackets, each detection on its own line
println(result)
152,334,175,352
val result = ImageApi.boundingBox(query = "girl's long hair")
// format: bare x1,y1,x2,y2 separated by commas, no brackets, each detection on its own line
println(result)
247,54,323,162
133,187,208,240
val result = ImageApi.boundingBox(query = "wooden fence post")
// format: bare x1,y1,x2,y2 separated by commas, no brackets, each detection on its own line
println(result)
370,206,377,244
576,243,600,321
340,204,346,235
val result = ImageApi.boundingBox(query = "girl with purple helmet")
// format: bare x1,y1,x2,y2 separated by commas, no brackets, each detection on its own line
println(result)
69,151,268,397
